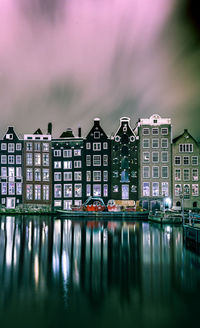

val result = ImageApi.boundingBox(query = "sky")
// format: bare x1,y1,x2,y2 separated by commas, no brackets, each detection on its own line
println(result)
0,0,200,139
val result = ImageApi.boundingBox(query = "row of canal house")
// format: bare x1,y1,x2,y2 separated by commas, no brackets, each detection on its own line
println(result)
0,114,200,211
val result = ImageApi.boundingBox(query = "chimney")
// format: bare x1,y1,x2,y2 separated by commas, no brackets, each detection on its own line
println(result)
78,127,82,138
94,117,100,126
48,122,52,135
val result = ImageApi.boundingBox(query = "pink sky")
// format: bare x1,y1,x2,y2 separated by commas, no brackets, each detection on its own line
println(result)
0,0,200,138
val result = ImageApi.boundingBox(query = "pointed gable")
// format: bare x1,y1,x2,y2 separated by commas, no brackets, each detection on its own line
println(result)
86,118,108,141
34,128,43,135
3,126,19,141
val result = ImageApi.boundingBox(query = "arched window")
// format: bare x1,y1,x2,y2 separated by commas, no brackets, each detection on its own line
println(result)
121,170,129,182
193,202,197,208
121,157,129,169
176,201,181,207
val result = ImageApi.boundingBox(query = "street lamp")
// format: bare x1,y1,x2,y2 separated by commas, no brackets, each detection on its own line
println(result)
179,192,184,224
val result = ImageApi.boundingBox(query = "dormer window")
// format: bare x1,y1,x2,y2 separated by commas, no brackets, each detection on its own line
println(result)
6,134,13,140
94,132,100,139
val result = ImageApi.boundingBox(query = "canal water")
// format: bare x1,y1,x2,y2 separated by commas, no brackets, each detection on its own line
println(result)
0,216,200,328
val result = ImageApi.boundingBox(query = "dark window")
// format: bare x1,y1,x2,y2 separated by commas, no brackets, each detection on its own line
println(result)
193,202,197,208
121,158,129,169
176,201,181,207
121,134,129,144
122,146,128,156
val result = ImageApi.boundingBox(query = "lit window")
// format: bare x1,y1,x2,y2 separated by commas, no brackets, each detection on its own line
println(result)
8,155,14,164
74,184,82,197
162,182,169,196
103,184,108,197
16,143,22,151
74,149,81,156
86,171,91,182
26,143,32,151
93,155,101,166
54,161,61,169
175,184,182,197
192,184,199,196
34,153,41,166
26,184,33,200
16,167,22,179
54,184,62,198
16,155,21,164
143,182,150,196
103,142,108,149
35,185,41,200
16,183,22,195
64,172,72,181
93,184,101,196
1,143,7,151
152,182,159,196
43,143,49,152
8,143,14,152
54,150,61,157
103,155,108,166
113,185,118,192
54,172,61,181
86,155,91,166
93,171,101,181
192,169,198,181
1,155,7,164
175,169,181,181
43,169,49,181
74,161,81,168
63,150,72,157
34,143,40,151
74,172,82,180
43,185,49,200
86,184,91,196
103,171,108,181
1,182,7,195
64,161,72,169
43,153,49,166
26,168,33,181
1,167,7,178
64,184,72,198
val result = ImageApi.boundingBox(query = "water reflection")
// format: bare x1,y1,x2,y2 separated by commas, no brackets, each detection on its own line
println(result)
0,216,200,328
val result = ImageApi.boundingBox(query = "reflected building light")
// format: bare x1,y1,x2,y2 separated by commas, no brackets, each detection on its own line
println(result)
62,251,70,282
6,217,15,267
53,254,60,276
34,254,40,288
28,222,32,251
1,221,5,230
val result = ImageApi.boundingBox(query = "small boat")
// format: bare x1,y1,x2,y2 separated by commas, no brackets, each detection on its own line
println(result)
107,199,122,212
71,196,106,212
148,209,183,224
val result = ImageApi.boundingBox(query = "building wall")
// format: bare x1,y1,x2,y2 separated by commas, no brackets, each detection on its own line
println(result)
84,118,111,204
172,130,200,209
52,138,85,210
0,127,23,208
111,117,138,202
137,114,172,210
23,134,52,209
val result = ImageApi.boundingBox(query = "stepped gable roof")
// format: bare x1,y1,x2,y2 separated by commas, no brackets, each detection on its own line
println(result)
34,128,43,135
173,129,198,145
